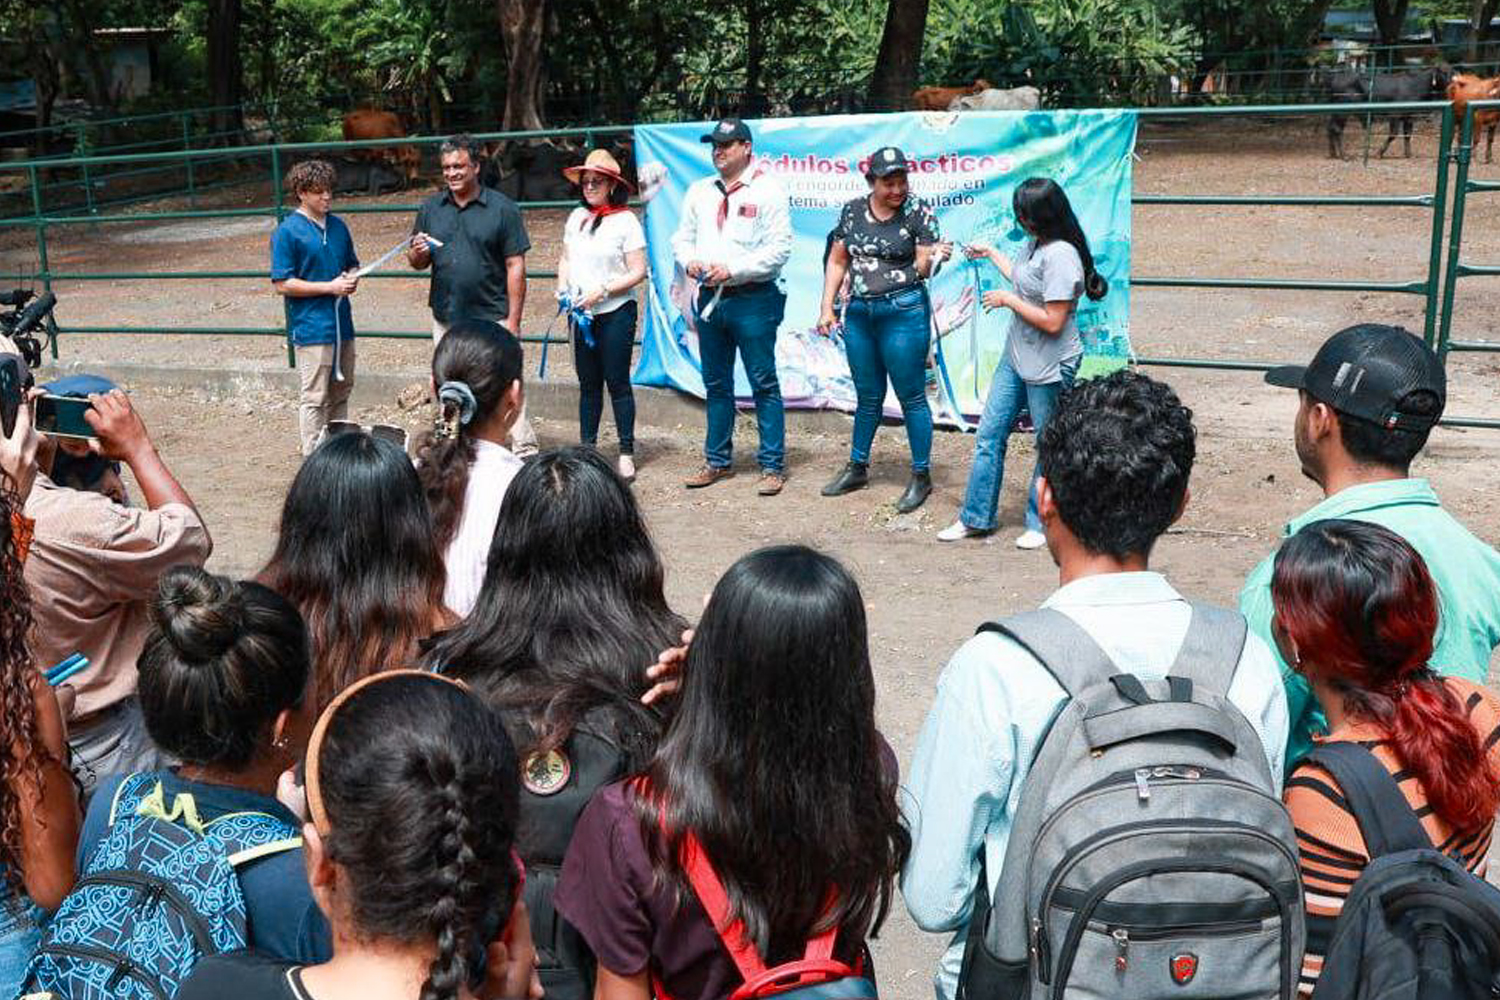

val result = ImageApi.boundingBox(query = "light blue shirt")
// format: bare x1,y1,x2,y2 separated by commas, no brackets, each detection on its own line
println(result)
900,572,1289,1000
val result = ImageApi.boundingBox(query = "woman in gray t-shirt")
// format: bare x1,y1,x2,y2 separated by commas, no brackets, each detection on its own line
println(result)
938,178,1109,548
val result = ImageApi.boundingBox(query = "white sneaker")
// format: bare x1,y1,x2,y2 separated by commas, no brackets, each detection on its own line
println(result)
617,455,637,483
937,520,987,542
1015,529,1047,550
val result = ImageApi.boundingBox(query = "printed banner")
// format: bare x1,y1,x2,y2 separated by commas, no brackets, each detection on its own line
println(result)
631,110,1137,423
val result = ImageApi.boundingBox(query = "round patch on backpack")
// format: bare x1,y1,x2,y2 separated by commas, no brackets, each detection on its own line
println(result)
521,749,572,796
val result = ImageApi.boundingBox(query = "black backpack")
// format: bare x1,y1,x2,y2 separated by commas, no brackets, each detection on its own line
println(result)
1305,742,1500,1000
513,722,633,1000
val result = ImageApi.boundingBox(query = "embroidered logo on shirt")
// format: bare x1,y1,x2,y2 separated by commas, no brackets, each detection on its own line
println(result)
521,749,573,796
738,203,758,218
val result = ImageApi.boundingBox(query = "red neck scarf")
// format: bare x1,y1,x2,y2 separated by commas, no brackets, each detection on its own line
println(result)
715,169,758,230
581,203,628,232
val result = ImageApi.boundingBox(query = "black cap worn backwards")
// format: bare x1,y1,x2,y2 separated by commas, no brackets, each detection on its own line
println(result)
866,146,910,178
700,118,752,144
1263,324,1447,432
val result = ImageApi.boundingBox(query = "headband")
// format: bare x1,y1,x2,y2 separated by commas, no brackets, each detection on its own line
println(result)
303,669,470,836
437,381,479,428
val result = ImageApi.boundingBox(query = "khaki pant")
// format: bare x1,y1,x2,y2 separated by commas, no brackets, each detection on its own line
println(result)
296,339,357,455
432,317,537,457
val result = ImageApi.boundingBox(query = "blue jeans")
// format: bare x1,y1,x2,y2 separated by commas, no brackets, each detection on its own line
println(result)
573,300,637,454
958,355,1079,532
843,288,934,474
697,284,786,473
0,888,45,997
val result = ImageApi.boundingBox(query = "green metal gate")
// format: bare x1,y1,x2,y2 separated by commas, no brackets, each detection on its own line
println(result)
2,103,1489,425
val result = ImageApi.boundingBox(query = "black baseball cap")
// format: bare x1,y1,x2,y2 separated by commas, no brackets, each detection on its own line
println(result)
700,118,752,145
1264,324,1446,431
866,146,910,178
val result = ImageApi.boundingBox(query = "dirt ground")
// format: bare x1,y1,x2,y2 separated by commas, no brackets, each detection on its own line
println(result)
12,117,1500,998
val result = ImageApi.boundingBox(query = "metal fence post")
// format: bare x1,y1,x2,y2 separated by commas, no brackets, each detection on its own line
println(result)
183,112,197,208
1423,104,1455,347
271,145,294,368
28,165,57,359
1437,106,1475,361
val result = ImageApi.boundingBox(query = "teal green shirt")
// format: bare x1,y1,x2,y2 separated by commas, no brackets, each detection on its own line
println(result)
1239,478,1500,771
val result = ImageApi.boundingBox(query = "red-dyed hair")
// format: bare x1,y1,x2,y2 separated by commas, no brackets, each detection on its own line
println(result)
1272,518,1500,834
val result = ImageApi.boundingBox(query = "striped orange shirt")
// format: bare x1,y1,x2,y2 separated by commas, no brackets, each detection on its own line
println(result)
1284,677,1500,994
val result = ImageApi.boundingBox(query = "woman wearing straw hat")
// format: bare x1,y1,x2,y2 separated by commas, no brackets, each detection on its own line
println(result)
559,149,647,483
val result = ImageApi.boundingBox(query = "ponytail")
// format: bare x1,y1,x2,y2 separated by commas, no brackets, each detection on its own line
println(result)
1386,676,1500,834
415,321,524,550
1273,519,1500,836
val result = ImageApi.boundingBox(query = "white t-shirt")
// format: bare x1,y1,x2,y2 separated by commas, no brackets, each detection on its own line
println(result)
563,208,647,315
442,438,524,618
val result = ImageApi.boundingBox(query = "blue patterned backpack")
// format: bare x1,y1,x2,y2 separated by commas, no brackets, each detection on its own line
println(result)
21,772,302,1000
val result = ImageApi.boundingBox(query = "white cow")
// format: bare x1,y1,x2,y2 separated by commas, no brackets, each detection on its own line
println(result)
948,86,1041,111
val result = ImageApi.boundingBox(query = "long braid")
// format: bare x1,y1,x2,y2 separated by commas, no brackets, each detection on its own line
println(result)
419,752,480,1000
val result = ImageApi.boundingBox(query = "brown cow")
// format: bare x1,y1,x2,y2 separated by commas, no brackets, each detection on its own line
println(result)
341,109,420,187
1449,72,1500,163
911,79,992,111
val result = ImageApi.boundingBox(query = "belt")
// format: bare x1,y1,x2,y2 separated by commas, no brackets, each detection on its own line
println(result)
853,283,927,302
715,281,774,297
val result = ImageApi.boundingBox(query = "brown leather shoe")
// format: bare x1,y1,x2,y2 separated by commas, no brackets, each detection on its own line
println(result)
684,464,734,489
757,471,787,496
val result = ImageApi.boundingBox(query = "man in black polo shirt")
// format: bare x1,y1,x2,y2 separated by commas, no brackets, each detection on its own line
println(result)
409,133,537,454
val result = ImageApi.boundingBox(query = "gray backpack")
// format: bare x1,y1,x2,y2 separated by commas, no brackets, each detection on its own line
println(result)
956,603,1305,1000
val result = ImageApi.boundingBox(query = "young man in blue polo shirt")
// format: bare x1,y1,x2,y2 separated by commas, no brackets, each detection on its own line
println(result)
271,159,360,455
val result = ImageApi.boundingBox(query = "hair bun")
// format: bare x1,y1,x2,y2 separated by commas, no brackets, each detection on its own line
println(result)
150,565,243,663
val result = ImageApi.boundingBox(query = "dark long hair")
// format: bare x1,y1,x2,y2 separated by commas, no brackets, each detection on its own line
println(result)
640,545,910,963
138,566,310,770
426,447,683,768
1013,177,1108,300
415,320,524,551
1273,519,1500,834
0,477,51,903
313,675,521,1000
260,432,447,708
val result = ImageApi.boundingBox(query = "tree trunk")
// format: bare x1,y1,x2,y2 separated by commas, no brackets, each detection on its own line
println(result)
58,0,113,109
497,0,547,131
1372,0,1411,49
1469,0,1500,62
867,0,932,111
743,0,766,116
206,0,244,141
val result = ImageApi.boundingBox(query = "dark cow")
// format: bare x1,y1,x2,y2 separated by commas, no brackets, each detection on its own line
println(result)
332,156,402,197
1323,65,1451,159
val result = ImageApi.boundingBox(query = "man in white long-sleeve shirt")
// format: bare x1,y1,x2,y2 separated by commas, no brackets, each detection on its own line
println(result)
902,370,1289,1000
671,118,793,496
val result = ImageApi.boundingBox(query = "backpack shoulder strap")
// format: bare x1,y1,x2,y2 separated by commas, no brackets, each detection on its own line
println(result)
1164,602,1248,695
1302,741,1433,857
106,772,160,827
200,811,304,867
976,608,1116,697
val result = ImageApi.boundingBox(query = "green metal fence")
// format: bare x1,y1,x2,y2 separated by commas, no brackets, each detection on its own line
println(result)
2,103,1491,424
1435,98,1500,429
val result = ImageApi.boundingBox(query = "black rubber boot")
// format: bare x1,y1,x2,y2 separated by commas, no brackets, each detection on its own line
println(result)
895,471,932,513
821,461,870,497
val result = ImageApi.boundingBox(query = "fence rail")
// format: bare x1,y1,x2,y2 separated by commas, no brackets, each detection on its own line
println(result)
4,104,1497,425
